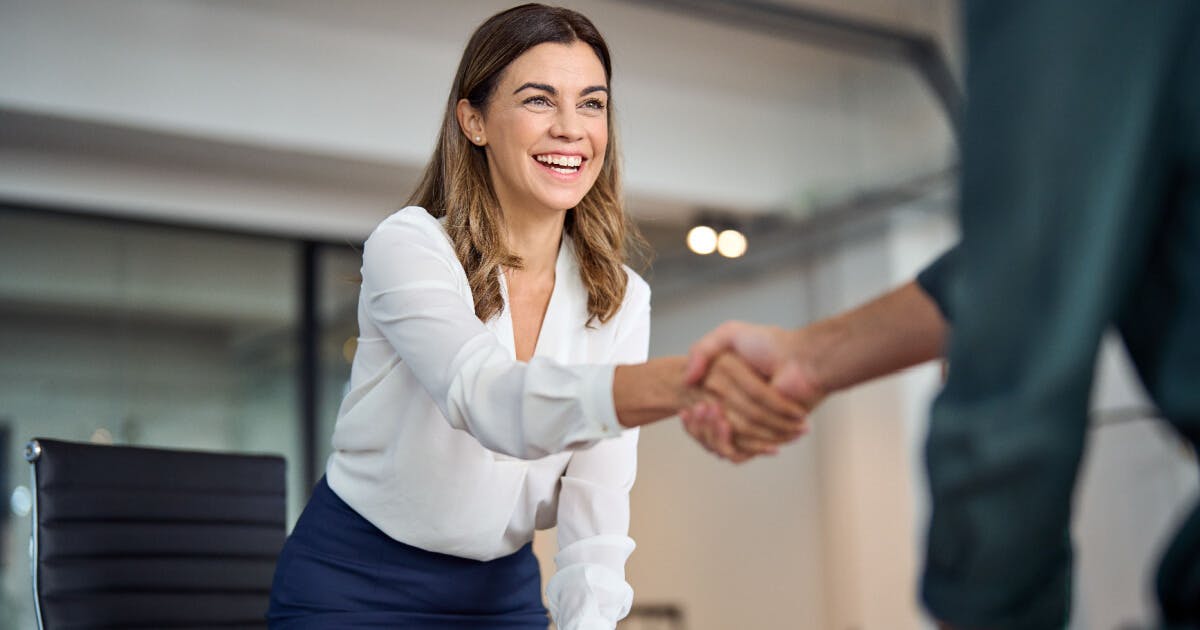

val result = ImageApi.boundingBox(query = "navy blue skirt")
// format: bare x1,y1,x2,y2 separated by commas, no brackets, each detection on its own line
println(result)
268,477,549,629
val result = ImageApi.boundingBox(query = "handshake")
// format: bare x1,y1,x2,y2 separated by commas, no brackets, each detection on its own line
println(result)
615,282,944,462
645,281,946,463
675,321,826,464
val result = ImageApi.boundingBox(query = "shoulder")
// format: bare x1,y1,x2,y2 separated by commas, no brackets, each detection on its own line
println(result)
367,206,449,246
364,206,455,260
620,265,651,315
604,266,651,353
360,207,465,285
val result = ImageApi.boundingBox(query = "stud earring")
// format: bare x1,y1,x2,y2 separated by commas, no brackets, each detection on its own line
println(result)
474,136,482,143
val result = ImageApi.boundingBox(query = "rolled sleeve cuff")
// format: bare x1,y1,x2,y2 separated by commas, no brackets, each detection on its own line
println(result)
558,618,618,630
547,537,636,630
583,364,622,436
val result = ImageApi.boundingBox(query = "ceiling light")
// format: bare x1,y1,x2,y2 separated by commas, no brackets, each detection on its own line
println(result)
717,229,747,258
686,225,718,255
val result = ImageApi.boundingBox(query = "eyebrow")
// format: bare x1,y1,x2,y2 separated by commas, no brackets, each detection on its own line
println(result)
513,82,609,97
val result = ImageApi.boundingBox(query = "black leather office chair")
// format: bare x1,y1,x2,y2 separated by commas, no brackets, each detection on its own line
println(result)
26,437,287,629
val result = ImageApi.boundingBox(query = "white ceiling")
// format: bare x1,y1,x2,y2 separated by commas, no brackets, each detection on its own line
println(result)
0,0,959,238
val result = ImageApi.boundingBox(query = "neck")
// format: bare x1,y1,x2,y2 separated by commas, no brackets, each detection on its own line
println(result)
503,206,566,277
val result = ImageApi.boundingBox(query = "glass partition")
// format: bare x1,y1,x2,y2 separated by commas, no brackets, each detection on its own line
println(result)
0,208,316,628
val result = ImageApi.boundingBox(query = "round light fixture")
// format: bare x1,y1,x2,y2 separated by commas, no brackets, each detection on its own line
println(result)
686,225,718,255
717,229,748,258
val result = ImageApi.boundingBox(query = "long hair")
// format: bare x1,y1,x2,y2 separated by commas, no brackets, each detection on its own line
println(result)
406,3,645,325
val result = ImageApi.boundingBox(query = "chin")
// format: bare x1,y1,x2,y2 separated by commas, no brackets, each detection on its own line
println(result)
538,193,589,212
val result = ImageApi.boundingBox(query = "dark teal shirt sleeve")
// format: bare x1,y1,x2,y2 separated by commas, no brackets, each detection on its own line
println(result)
914,244,960,324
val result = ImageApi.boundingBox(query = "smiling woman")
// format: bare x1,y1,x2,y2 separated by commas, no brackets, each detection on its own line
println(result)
266,4,807,630
413,5,629,329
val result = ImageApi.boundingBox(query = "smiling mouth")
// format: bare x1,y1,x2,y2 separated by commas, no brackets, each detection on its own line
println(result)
534,154,584,174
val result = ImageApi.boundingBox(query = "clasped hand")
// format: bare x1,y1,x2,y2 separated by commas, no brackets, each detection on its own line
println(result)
680,322,826,463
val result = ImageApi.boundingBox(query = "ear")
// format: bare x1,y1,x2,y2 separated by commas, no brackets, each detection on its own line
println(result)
456,98,486,146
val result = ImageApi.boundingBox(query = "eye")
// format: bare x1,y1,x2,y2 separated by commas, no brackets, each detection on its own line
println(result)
523,95,553,108
581,98,606,110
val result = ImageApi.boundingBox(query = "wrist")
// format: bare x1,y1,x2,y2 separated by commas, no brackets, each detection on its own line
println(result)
789,321,841,397
613,357,688,427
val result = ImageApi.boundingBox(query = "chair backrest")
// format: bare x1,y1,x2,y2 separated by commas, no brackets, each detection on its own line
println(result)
26,437,287,630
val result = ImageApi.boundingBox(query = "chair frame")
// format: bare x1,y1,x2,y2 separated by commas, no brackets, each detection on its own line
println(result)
26,438,46,629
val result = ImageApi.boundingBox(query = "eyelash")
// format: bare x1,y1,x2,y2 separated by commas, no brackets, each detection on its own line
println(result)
522,95,607,111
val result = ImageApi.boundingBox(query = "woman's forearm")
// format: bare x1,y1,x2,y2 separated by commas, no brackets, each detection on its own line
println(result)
612,356,690,428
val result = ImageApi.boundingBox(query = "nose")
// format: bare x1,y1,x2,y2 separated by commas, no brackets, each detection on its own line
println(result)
549,106,585,142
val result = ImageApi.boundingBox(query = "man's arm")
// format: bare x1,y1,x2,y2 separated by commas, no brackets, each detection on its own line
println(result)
681,279,949,459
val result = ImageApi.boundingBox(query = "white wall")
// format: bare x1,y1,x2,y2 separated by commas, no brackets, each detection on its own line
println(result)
634,261,827,629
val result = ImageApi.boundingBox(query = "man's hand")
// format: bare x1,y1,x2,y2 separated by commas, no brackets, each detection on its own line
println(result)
685,321,826,404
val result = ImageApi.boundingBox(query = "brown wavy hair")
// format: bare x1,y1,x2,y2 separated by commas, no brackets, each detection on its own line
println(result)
406,3,645,325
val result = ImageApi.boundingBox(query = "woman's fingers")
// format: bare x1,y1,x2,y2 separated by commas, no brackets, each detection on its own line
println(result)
732,434,780,457
680,402,756,462
680,398,807,463
681,402,723,458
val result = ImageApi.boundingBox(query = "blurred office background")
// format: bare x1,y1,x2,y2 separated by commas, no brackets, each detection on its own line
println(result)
0,1,1195,628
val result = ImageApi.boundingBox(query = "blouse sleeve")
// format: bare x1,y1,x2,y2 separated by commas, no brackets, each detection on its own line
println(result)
359,207,622,460
546,272,648,630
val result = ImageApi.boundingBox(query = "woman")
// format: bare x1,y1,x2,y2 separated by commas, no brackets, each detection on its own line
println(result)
268,4,804,629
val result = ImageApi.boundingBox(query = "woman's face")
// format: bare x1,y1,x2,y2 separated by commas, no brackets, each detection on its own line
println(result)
463,41,609,217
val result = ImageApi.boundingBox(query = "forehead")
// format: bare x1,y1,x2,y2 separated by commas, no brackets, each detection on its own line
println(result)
498,41,608,89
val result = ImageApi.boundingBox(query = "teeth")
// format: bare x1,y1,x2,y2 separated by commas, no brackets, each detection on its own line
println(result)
535,154,582,168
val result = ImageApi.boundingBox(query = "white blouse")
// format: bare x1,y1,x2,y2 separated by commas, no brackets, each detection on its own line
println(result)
325,206,647,630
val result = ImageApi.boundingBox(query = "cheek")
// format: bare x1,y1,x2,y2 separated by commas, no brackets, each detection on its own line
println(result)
486,112,537,156
590,123,609,160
